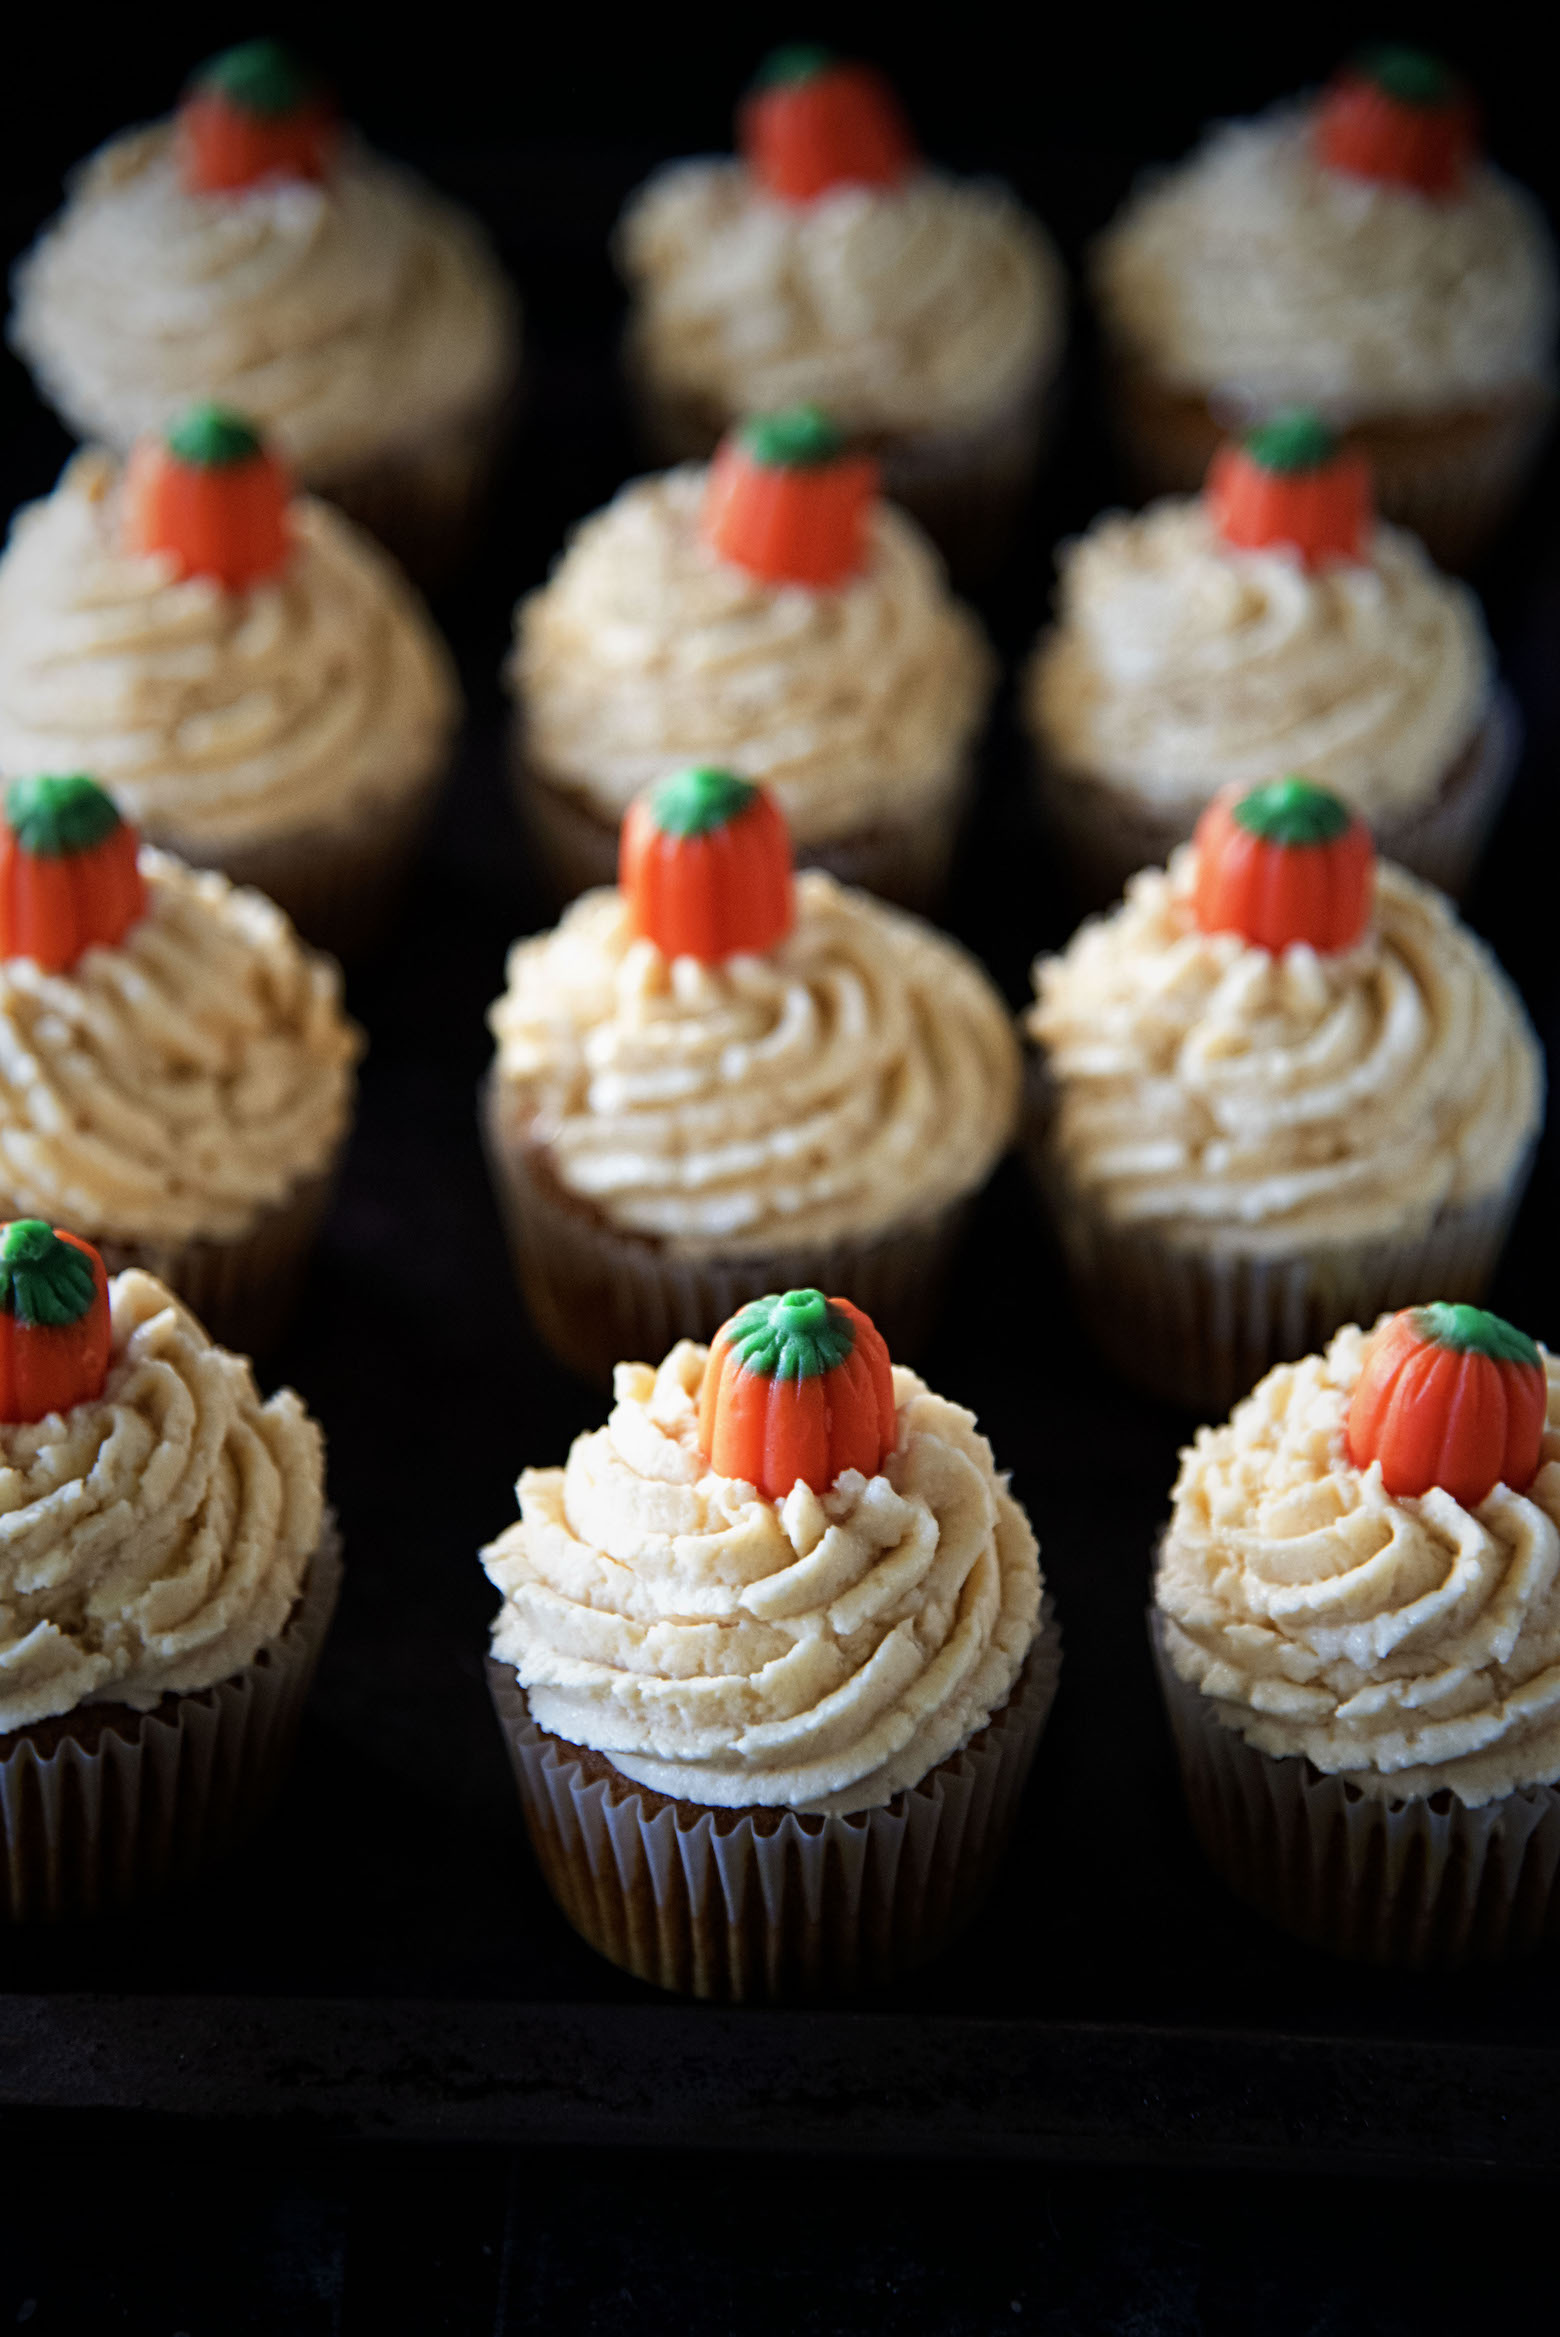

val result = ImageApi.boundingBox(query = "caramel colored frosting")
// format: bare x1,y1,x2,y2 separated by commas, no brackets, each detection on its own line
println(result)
9,125,518,475
0,1267,325,1732
618,159,1064,436
0,452,459,854
1029,498,1491,821
483,1338,1042,1813
0,852,360,1246
488,871,1020,1251
1156,1324,1560,1805
512,465,993,843
1095,106,1558,420
1027,854,1541,1250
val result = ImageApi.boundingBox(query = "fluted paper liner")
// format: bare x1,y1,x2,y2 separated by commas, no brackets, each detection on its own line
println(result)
488,1604,1060,2001
93,1159,341,1361
312,368,520,590
0,1528,342,1923
1151,1610,1560,1967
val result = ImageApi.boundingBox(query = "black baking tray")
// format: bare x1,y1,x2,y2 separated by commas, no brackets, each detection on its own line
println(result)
3,140,1559,2172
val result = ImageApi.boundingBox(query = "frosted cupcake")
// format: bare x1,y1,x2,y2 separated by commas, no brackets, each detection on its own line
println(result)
1025,779,1542,1412
1094,48,1557,566
510,407,994,911
0,1226,339,1921
483,1287,1058,1999
8,41,520,583
616,47,1065,575
1028,414,1512,904
483,768,1020,1383
0,775,361,1354
1154,1303,1560,1966
0,407,460,958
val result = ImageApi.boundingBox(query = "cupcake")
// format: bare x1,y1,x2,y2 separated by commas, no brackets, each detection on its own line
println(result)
615,46,1065,576
1027,414,1513,905
1093,47,1557,568
8,40,520,584
0,407,460,959
1024,779,1543,1414
482,1287,1059,1999
1153,1303,1560,1966
483,767,1020,1384
509,406,994,912
0,775,361,1355
0,1224,340,1922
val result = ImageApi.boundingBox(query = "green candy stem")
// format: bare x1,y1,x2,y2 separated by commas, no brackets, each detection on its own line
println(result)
5,774,122,858
649,766,758,839
740,405,845,470
751,44,838,90
191,38,318,117
1243,410,1339,475
1232,776,1352,848
1413,1303,1541,1369
165,402,264,470
0,1221,99,1329
1355,45,1457,108
726,1289,857,1380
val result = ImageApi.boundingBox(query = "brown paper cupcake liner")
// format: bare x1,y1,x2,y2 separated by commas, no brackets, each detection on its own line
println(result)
1150,1611,1560,1967
0,1527,343,1924
482,1077,977,1382
1033,688,1521,911
311,364,521,590
92,1158,341,1360
510,731,977,916
487,1603,1060,2001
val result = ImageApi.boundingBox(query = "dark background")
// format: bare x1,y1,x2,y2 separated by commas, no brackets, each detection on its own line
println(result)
3,7,1559,2330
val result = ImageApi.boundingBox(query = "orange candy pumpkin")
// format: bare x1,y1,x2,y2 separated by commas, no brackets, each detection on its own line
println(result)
1192,777,1375,956
704,407,878,588
621,768,795,964
1205,412,1373,569
1346,1304,1548,1508
1315,46,1476,198
739,46,916,204
0,1220,113,1426
699,1289,896,1500
123,403,292,592
0,774,147,975
177,39,336,195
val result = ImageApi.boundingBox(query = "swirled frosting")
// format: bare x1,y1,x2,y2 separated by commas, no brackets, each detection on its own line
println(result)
488,871,1019,1251
1156,1323,1560,1804
513,465,993,842
1029,498,1492,820
1095,106,1558,419
0,450,459,853
9,124,518,474
618,159,1064,435
0,1267,325,1732
483,1338,1041,1812
1027,854,1541,1249
0,851,360,1245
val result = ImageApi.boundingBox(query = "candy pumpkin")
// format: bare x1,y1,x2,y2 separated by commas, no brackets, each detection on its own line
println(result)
1346,1303,1548,1507
703,407,878,588
1205,412,1373,569
739,46,916,204
0,1220,113,1426
177,39,336,195
1315,46,1476,198
123,403,292,592
0,774,147,974
620,767,795,964
1192,777,1375,956
698,1289,896,1499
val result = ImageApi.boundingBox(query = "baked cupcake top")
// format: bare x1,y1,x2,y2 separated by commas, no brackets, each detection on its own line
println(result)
0,438,459,854
488,772,1019,1255
1095,88,1556,420
0,1245,324,1733
1156,1307,1560,1805
1027,796,1541,1251
0,784,360,1246
512,445,993,844
8,51,517,476
482,1295,1043,1813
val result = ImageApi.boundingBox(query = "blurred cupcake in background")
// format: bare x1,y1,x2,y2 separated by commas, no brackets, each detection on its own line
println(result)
0,405,460,959
1024,778,1542,1413
483,767,1020,1384
8,40,520,584
509,406,994,912
1094,47,1557,567
1027,413,1513,906
616,46,1066,575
